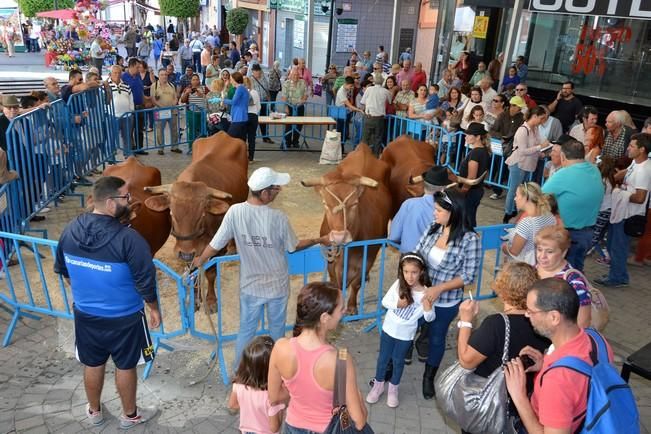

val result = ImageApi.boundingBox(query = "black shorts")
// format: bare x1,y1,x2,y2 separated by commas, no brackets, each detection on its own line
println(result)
74,308,155,370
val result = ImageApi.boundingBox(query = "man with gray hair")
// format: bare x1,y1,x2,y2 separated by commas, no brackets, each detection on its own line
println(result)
603,110,633,159
360,75,392,155
43,76,61,102
479,77,497,106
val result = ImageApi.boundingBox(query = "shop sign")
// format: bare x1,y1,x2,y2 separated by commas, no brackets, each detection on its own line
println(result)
471,16,489,38
269,0,307,15
573,24,633,76
525,0,651,19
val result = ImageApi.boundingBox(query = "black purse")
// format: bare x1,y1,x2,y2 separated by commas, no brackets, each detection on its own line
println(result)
323,348,374,434
624,194,650,237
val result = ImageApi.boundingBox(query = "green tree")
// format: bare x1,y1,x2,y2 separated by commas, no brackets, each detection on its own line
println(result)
159,0,199,18
226,7,249,36
18,0,74,17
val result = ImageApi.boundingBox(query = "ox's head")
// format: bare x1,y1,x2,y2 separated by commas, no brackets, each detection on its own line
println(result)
143,181,232,262
301,175,378,245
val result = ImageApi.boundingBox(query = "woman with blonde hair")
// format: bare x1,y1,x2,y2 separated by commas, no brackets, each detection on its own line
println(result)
535,225,592,328
501,181,556,264
453,261,549,434
206,78,225,113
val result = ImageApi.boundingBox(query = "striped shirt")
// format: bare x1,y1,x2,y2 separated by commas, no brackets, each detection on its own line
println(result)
106,78,134,116
415,226,481,306
208,202,298,298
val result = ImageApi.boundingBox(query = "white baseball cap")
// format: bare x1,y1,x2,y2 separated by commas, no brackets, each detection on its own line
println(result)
248,167,291,191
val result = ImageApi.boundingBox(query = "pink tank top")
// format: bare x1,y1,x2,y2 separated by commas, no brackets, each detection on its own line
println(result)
283,337,334,432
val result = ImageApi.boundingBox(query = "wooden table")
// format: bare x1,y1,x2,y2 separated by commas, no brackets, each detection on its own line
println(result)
258,116,337,150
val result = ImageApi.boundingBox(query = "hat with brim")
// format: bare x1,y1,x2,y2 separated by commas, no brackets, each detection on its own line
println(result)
0,148,19,184
465,122,488,136
248,167,290,191
509,95,526,109
422,166,450,187
1,95,19,108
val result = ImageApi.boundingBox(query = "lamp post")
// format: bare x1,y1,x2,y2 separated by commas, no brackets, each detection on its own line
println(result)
324,0,335,68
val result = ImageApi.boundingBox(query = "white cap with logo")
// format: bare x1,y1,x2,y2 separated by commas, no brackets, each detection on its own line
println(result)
248,167,291,191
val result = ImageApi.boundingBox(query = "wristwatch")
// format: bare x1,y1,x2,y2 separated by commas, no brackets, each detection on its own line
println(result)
457,320,473,329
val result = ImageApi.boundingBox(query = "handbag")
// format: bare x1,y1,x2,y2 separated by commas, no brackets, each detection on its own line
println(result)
435,313,514,434
323,348,374,434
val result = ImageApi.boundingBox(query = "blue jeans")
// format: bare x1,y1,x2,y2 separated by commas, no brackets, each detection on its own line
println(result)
426,303,460,367
567,226,594,272
607,221,630,284
374,331,412,385
284,423,320,434
504,165,529,215
234,292,288,369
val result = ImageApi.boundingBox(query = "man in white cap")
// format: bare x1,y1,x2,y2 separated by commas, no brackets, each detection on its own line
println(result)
193,167,329,368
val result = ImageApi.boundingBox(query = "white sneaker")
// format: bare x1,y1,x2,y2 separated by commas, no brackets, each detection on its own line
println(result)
38,206,51,213
489,193,502,200
85,403,104,426
119,405,159,430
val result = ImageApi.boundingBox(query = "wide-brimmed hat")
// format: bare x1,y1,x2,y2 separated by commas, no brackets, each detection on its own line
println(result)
0,148,19,184
466,122,488,136
422,166,449,186
1,95,19,108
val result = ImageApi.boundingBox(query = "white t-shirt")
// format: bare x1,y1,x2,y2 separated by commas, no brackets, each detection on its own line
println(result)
90,39,105,59
209,202,298,298
622,159,651,217
248,88,261,114
360,85,391,116
381,280,436,341
335,85,349,107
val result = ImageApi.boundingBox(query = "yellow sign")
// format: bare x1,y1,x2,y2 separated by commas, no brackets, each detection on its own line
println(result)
472,16,489,39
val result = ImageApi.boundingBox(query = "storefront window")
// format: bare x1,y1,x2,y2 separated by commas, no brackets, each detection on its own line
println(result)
517,11,651,105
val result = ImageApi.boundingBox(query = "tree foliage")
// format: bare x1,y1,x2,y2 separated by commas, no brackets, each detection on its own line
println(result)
226,7,248,36
18,0,74,17
159,0,199,19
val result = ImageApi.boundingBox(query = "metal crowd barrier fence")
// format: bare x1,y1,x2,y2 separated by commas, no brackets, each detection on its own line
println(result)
117,104,207,156
0,224,511,384
0,181,22,257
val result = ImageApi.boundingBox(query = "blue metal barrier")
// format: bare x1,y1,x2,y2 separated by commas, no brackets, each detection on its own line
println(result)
473,224,514,300
0,181,22,256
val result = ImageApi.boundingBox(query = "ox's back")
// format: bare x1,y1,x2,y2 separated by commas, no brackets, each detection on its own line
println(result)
381,136,434,214
179,131,249,203
103,157,171,255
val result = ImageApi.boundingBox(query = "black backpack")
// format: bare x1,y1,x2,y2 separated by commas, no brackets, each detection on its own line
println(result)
502,125,528,159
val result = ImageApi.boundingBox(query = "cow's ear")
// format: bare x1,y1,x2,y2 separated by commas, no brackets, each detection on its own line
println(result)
129,201,142,220
144,195,170,212
206,199,229,215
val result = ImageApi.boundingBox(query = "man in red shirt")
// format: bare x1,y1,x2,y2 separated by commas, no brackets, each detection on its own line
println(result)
504,278,614,434
410,62,427,92
514,83,537,109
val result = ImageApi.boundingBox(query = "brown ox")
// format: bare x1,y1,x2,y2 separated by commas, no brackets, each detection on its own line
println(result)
302,143,392,314
380,135,435,215
143,132,249,311
102,157,171,255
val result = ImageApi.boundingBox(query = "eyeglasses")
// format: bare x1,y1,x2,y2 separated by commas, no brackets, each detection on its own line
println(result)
110,192,131,202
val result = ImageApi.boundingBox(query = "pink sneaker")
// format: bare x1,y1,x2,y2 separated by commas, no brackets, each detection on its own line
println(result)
366,380,385,404
387,383,399,408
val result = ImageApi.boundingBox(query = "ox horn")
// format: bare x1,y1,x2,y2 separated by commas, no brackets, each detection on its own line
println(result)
456,171,488,186
357,176,378,187
301,177,324,187
143,184,172,194
409,174,423,184
207,187,232,199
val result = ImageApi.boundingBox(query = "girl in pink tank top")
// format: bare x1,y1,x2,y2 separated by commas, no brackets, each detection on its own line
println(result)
228,336,284,434
267,282,369,434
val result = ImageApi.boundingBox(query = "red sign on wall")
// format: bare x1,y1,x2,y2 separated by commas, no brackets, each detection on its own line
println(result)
573,25,632,76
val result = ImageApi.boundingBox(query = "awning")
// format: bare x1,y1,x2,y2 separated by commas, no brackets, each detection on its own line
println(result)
36,8,77,19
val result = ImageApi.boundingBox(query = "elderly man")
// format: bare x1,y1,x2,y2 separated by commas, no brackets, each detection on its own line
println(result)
281,68,308,148
602,110,633,159
569,105,599,144
44,76,61,102
107,65,135,153
360,76,392,155
189,35,204,76
152,67,180,154
548,81,583,133
89,36,106,77
542,139,604,271
177,39,193,71
193,167,328,368
479,78,497,106
396,59,414,90
410,62,427,92
514,83,537,109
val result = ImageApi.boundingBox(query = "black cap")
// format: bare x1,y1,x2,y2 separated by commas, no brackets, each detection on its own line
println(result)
465,122,488,136
422,166,450,186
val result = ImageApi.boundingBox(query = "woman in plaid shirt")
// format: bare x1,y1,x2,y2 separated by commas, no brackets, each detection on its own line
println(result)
415,188,481,399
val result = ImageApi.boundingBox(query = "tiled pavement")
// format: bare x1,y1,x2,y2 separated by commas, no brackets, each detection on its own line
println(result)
2,150,651,433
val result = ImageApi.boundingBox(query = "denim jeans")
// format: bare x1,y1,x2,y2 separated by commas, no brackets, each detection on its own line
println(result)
234,292,288,369
567,226,594,272
374,331,412,385
426,303,460,367
284,423,320,434
505,165,529,215
606,221,630,284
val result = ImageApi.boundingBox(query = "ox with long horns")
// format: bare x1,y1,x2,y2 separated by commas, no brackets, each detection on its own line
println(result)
302,144,393,314
143,132,249,311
